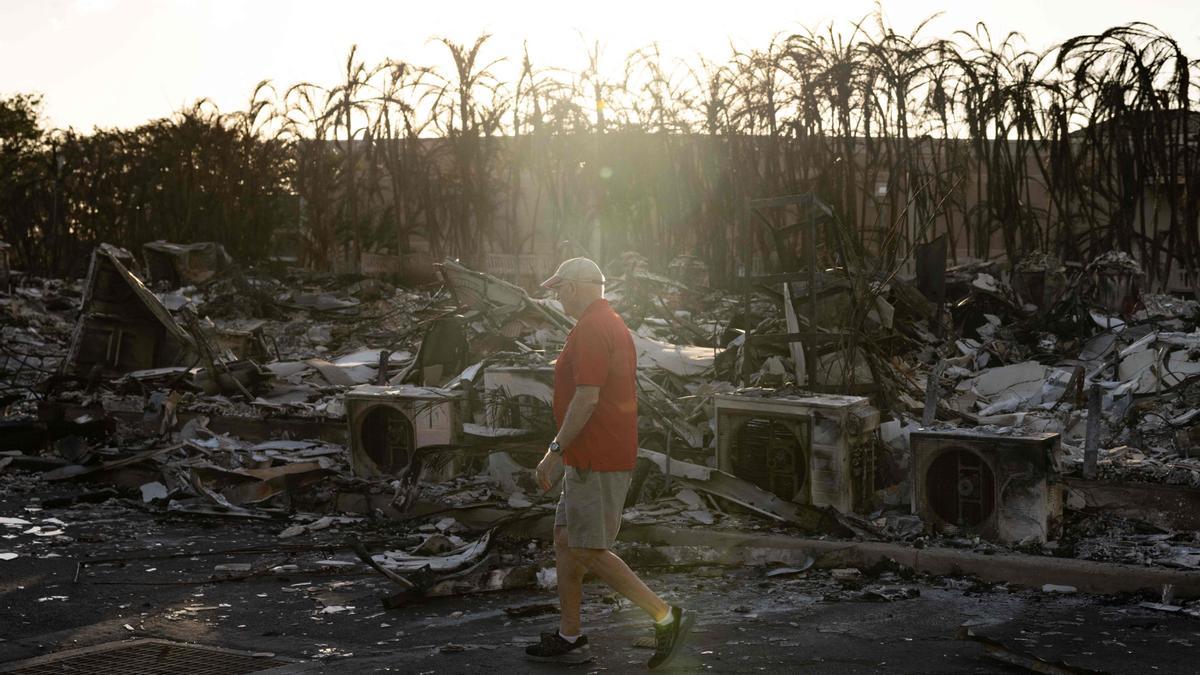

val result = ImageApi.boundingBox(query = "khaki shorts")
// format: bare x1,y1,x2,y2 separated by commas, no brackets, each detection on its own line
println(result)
554,466,631,549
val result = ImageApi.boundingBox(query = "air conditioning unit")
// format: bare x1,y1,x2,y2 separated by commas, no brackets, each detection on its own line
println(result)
714,390,880,513
344,385,462,478
911,429,1062,544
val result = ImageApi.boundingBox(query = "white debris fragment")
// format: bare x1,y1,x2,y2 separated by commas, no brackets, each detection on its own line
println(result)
629,332,717,376
305,325,333,344
374,532,491,572
979,393,1023,416
831,568,862,582
973,361,1047,399
1089,311,1125,331
879,419,918,451
278,525,307,539
766,566,811,577
1139,602,1183,613
1119,348,1157,393
486,452,526,494
140,482,168,502
674,488,704,510
972,274,1000,293
307,516,335,531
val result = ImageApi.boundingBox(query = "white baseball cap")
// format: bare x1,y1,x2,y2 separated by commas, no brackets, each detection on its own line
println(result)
540,257,606,288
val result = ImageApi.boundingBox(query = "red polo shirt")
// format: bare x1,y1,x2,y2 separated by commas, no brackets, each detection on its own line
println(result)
553,299,638,471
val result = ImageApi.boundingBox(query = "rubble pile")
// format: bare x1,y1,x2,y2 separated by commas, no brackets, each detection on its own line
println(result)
1,278,80,418
5,240,1200,608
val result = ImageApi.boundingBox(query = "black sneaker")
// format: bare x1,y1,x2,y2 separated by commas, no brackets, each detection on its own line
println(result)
648,606,695,669
525,631,593,664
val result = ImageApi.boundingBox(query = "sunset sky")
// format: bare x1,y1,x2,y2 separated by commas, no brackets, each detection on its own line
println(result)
2,0,1198,131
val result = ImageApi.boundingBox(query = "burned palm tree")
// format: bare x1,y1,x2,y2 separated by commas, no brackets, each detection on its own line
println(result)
330,45,387,270
371,59,433,265
3,17,1198,289
1054,23,1198,286
422,35,509,262
280,81,341,270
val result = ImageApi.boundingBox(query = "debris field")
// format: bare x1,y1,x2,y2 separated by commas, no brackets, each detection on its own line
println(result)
3,239,1200,672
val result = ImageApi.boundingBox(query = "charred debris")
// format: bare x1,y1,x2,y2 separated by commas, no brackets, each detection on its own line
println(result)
4,235,1200,615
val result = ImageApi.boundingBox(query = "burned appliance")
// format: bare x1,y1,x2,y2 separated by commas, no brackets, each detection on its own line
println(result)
480,365,555,433
63,244,196,377
714,390,880,513
344,385,462,478
911,430,1062,544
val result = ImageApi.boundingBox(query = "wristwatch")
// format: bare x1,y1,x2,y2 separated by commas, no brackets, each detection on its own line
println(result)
548,441,563,455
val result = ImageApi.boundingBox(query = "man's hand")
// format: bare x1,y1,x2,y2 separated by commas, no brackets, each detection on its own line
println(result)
540,386,597,494
536,449,563,493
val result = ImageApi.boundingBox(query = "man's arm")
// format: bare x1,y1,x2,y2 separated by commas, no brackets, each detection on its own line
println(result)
554,385,600,451
536,385,600,492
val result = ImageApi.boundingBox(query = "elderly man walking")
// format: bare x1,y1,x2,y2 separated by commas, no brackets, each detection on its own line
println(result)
524,257,694,668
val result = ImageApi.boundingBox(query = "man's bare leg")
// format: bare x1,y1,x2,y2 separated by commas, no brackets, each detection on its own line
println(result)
569,546,670,621
554,526,589,636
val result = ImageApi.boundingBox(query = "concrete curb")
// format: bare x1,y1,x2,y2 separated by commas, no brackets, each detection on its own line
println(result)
618,525,1200,599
